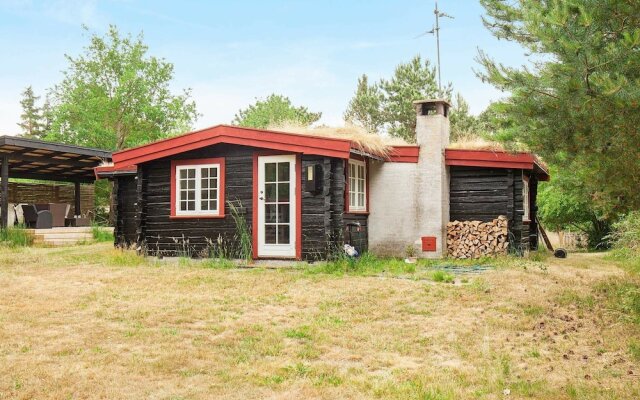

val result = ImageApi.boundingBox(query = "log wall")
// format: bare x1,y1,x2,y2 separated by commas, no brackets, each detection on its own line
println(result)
113,175,137,247
113,143,357,260
449,166,536,253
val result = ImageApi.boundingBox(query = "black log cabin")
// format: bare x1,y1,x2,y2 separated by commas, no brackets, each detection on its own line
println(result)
97,119,549,260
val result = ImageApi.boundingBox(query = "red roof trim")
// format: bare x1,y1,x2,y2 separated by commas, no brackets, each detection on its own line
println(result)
112,125,353,167
94,164,137,179
445,149,550,180
387,146,420,163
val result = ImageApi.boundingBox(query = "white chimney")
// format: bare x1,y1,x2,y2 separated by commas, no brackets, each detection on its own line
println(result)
367,99,450,258
414,99,450,257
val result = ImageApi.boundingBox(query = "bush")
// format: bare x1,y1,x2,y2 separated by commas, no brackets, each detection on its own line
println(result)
0,225,33,247
609,212,640,253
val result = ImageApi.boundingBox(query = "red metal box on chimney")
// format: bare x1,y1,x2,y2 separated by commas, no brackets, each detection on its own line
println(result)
421,236,437,252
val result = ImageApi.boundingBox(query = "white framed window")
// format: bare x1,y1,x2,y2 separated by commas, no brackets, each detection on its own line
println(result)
348,159,367,212
523,175,530,221
175,163,221,216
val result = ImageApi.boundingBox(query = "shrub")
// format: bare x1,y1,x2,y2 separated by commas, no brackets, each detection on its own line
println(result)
0,225,33,247
609,211,640,253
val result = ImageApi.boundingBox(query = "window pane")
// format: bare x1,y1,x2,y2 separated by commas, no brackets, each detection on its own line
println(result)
201,200,208,210
278,204,290,223
180,180,187,190
202,168,208,179
201,190,209,200
278,183,289,201
278,224,290,244
265,163,277,182
278,162,290,181
265,204,277,223
265,225,277,244
187,201,195,211
209,168,217,178
180,201,187,211
210,200,217,211
265,183,276,202
187,169,195,179
358,179,364,192
187,180,195,190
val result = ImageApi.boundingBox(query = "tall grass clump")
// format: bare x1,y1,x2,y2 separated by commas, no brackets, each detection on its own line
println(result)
0,225,33,247
228,200,252,262
92,223,114,242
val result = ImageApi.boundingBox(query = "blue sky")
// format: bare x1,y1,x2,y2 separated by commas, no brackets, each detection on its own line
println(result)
0,0,528,134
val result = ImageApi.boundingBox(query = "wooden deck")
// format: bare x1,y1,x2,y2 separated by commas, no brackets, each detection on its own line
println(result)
26,227,114,246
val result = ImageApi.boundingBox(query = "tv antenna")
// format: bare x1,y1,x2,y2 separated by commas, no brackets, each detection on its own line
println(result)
415,1,454,91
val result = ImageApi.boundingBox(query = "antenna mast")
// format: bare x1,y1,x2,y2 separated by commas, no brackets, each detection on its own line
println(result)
417,1,453,91
434,1,442,90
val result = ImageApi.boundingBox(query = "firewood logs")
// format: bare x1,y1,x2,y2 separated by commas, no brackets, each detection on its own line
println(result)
446,216,509,259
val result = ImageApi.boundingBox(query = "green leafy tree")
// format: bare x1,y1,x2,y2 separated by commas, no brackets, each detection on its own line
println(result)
233,94,321,129
344,55,482,142
18,86,45,138
477,0,640,215
538,166,610,248
47,25,198,151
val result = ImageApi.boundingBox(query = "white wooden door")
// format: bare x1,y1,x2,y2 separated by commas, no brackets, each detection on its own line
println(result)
257,155,296,257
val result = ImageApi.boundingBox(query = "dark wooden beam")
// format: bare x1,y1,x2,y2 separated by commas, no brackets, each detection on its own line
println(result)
74,182,81,216
5,171,94,183
7,153,99,168
1,156,8,229
0,136,112,160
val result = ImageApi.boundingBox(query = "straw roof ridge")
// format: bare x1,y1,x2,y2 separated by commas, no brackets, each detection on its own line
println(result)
266,122,409,157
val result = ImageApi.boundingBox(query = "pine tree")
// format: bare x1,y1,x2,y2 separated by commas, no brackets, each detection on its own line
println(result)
18,86,44,138
344,55,476,143
477,0,640,214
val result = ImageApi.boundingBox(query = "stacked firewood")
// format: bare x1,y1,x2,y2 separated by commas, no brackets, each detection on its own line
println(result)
446,216,509,259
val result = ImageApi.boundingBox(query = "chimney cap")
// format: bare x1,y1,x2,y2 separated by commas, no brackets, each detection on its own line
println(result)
412,98,452,107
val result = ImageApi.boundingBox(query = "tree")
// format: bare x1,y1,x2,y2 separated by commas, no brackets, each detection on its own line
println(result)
537,166,611,249
46,25,198,151
344,55,476,142
343,75,384,133
449,93,481,141
477,0,640,215
18,86,45,138
232,94,321,129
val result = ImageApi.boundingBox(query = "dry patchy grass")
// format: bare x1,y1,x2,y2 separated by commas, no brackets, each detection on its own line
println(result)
0,244,638,399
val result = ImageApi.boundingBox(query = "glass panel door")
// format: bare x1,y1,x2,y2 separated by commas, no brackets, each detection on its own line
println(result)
257,155,296,257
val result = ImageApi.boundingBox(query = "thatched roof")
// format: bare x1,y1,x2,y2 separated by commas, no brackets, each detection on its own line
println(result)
267,122,408,158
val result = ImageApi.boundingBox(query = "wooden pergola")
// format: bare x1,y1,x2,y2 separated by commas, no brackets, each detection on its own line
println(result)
0,136,112,228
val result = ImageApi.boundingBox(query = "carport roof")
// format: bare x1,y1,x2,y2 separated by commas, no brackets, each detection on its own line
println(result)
0,135,112,183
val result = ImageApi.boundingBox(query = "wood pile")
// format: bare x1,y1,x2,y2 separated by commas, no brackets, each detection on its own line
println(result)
447,216,509,258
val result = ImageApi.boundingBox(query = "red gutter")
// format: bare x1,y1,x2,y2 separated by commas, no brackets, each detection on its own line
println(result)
387,146,420,163
445,149,550,181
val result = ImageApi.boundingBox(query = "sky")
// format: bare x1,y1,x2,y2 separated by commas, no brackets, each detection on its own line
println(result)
0,0,529,135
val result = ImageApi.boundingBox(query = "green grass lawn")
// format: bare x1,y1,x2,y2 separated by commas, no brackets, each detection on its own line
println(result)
0,243,638,399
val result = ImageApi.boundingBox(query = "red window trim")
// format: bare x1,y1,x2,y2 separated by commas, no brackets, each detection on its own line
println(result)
251,151,302,260
345,157,370,215
170,157,226,219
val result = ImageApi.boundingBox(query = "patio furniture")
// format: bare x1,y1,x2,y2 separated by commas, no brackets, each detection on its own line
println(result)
48,203,70,227
65,207,91,227
21,204,53,229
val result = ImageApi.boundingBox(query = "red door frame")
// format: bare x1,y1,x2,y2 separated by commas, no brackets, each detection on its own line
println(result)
252,151,302,260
